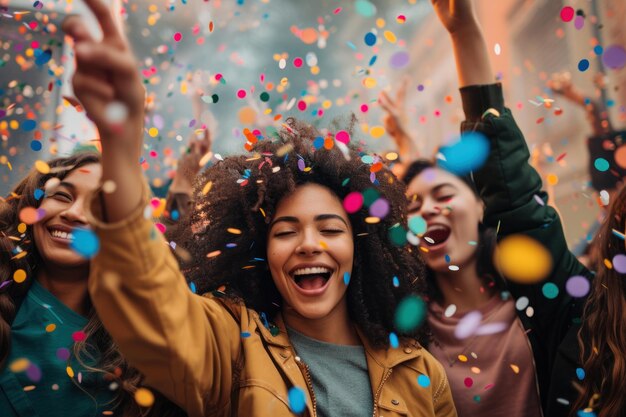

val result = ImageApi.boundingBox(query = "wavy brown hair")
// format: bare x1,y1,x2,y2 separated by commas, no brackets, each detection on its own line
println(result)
0,153,184,416
572,185,626,416
172,117,428,347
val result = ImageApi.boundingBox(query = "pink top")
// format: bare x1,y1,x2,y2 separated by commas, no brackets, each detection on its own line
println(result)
427,295,543,417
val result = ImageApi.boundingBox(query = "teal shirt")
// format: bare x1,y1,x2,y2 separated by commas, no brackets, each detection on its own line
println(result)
287,327,373,417
0,280,118,417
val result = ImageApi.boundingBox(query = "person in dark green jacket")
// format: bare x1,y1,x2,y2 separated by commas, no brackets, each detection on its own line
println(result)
397,1,592,416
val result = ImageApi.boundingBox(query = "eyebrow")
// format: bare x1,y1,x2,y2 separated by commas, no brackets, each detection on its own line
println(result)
56,181,76,191
408,183,457,202
269,214,349,229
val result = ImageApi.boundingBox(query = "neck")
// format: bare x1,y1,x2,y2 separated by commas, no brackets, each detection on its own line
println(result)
434,258,494,313
36,264,90,317
282,301,360,345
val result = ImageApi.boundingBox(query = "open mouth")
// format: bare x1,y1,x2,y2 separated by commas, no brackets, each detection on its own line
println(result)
290,266,333,290
423,225,451,247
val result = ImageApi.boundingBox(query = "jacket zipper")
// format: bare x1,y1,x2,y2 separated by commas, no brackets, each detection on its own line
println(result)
372,368,393,417
295,356,317,417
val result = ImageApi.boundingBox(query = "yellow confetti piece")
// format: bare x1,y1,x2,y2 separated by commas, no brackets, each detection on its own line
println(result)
45,324,56,332
148,127,159,137
34,160,50,174
202,181,213,195
365,217,380,224
494,235,552,283
227,228,242,235
17,223,27,233
11,251,28,260
603,258,613,269
383,30,397,43
546,174,558,186
369,126,385,139
276,144,294,157
135,387,155,407
23,385,36,392
385,152,399,161
13,269,27,283
259,208,266,218
9,358,30,373
510,364,520,374
457,355,468,362
66,366,75,378
363,77,377,89
376,18,385,28
207,250,221,258
319,241,328,250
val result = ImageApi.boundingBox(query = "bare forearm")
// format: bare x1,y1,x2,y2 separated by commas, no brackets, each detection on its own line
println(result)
449,24,494,87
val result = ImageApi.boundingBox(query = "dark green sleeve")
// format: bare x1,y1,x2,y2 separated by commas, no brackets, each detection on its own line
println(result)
460,84,590,340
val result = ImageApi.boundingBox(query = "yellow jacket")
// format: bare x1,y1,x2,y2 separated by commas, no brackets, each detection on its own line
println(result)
86,186,457,417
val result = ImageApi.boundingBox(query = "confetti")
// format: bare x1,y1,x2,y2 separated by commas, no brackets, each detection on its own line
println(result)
394,295,426,332
566,276,590,297
135,388,155,407
612,254,626,273
288,386,307,413
495,235,552,283
455,311,482,339
438,132,490,175
70,228,100,259
417,374,430,388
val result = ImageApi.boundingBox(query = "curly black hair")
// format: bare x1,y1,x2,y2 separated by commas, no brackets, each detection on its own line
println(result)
171,118,428,348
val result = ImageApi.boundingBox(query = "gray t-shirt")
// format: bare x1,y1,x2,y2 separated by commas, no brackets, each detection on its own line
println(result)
287,327,373,417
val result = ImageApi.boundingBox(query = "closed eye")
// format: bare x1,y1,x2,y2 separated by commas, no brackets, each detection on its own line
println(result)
273,231,296,237
50,192,73,202
321,229,344,234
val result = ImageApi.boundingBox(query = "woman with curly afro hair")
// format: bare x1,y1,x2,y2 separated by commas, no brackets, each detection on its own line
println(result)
69,2,456,416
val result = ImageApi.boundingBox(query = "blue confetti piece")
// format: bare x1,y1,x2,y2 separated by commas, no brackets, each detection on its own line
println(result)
392,276,399,287
593,45,603,55
364,32,376,46
313,136,324,149
22,119,37,131
389,332,399,348
346,41,357,51
343,272,351,285
578,59,590,72
594,158,609,172
444,254,451,263
69,228,100,259
576,368,585,380
241,332,251,338
288,387,306,413
30,140,42,151
171,210,179,221
189,282,196,293
577,411,596,417
438,131,490,175
417,374,431,388
35,49,52,66
34,189,44,200
369,55,377,66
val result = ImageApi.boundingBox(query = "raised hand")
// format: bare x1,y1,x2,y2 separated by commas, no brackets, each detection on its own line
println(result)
431,0,478,35
62,0,144,160
63,0,146,222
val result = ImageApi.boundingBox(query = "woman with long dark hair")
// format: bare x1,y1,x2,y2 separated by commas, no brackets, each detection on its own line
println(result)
0,152,183,416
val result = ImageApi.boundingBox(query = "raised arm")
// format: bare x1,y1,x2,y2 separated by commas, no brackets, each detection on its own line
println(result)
64,1,240,414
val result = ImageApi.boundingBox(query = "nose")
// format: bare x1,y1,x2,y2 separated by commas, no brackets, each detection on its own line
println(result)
419,197,441,220
60,199,88,225
296,228,322,256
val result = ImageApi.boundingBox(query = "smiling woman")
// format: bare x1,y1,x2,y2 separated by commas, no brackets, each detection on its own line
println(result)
0,152,184,417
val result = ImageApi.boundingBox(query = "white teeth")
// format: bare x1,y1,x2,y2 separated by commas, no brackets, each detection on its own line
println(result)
50,230,73,240
427,225,447,233
292,267,332,276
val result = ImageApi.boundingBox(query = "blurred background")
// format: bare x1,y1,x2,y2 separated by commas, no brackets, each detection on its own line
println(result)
1,0,625,248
